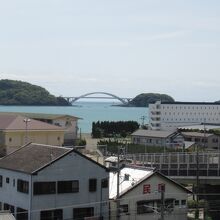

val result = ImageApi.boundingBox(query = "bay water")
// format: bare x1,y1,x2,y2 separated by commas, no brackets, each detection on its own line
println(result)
0,102,148,133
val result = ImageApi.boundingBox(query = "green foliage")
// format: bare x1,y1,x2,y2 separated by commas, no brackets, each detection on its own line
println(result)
188,200,208,209
75,138,87,146
0,79,70,106
92,121,139,138
128,93,175,107
98,140,181,154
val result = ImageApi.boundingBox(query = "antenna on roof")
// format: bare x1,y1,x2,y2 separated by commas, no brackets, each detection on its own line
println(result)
23,118,31,144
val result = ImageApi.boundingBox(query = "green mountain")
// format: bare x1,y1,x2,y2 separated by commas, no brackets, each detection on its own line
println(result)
0,79,70,106
128,93,175,107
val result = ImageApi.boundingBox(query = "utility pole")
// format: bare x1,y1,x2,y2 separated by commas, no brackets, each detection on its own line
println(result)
160,184,165,220
140,116,147,128
23,118,31,144
195,143,200,219
116,146,121,220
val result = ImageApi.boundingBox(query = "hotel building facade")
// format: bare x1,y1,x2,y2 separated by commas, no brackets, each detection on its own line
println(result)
149,101,220,131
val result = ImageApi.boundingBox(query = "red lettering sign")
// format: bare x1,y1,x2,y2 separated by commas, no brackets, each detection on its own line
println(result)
143,184,151,194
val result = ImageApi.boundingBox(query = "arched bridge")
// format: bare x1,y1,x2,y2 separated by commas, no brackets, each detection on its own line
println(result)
63,92,132,105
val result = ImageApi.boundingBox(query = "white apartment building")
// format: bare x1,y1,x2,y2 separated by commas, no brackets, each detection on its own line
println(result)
149,101,220,131
0,143,109,220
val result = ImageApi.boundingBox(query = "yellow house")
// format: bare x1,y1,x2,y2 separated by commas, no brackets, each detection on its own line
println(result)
0,112,80,146
0,114,65,155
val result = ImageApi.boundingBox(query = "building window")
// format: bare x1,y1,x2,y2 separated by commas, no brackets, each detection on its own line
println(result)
0,175,2,187
33,182,56,195
213,138,218,143
17,207,28,220
101,178,108,188
40,209,63,220
6,177,9,183
175,200,180,206
181,200,187,206
17,179,29,194
137,200,154,214
58,180,79,193
9,138,12,142
120,204,129,213
57,137,60,141
89,179,97,192
73,207,94,220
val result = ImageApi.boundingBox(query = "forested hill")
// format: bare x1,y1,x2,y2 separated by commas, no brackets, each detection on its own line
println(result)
0,79,70,106
128,93,175,107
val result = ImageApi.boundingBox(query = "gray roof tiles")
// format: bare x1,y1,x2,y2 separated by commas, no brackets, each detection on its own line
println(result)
0,143,72,174
131,129,175,138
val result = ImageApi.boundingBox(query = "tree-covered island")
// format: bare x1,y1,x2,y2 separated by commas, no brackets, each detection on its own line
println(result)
0,79,70,106
125,93,175,107
0,79,176,107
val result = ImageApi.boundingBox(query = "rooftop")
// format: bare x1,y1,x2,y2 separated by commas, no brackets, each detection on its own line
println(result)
109,166,153,199
0,114,64,131
0,143,72,174
178,124,220,131
0,211,16,220
0,112,80,120
109,165,191,199
131,129,175,138
182,132,214,138
161,102,220,105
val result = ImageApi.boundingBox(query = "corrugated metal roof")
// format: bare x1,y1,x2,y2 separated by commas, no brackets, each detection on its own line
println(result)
182,132,214,138
109,166,152,199
178,124,220,130
109,166,192,199
161,102,220,105
0,212,16,220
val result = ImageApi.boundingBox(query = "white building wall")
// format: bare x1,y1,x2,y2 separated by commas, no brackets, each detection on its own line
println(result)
149,101,220,131
0,169,31,215
31,152,109,220
53,118,78,140
111,174,188,220
0,152,109,220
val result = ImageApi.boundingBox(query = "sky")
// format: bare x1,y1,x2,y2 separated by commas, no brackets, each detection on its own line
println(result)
0,0,220,102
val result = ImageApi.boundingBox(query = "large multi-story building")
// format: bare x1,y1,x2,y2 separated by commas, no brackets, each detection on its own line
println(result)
149,101,220,131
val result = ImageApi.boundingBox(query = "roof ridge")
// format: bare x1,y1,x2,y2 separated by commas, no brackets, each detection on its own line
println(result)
0,142,31,159
31,147,74,174
32,143,72,150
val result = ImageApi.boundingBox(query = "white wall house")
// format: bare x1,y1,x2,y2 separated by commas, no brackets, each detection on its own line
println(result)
0,143,109,220
149,101,220,131
109,166,191,220
131,129,184,149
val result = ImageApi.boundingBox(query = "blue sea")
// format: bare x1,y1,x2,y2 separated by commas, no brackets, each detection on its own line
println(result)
0,102,148,133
